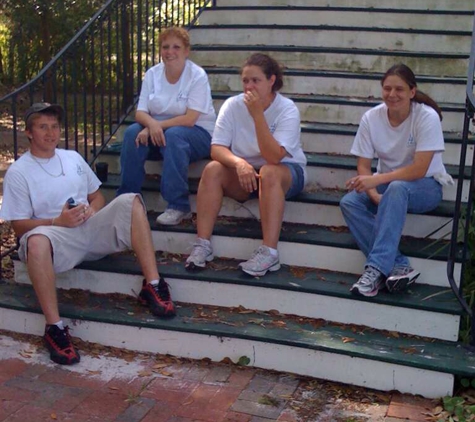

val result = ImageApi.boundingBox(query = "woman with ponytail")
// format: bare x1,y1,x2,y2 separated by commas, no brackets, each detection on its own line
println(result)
340,63,452,297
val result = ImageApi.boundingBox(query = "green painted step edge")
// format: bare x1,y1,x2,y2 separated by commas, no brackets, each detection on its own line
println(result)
102,174,456,218
73,253,463,315
1,281,473,376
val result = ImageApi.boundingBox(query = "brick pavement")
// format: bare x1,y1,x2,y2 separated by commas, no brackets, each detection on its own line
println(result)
0,334,437,422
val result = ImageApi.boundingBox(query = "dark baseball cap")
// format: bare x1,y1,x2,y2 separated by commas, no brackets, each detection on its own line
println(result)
24,102,64,125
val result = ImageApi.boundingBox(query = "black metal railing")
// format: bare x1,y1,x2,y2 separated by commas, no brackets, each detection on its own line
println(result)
0,0,213,164
447,13,475,343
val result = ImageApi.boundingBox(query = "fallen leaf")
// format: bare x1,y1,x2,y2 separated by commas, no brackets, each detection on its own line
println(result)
19,351,32,358
342,337,355,343
87,370,102,375
50,414,57,420
109,387,120,390
138,370,153,377
152,363,169,369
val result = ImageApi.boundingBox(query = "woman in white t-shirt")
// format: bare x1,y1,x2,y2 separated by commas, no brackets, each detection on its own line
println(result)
185,53,307,276
340,63,451,298
117,27,216,225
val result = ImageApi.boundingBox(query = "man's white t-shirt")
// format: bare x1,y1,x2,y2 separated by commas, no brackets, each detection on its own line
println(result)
0,150,101,221
351,102,447,177
212,93,307,181
137,59,216,136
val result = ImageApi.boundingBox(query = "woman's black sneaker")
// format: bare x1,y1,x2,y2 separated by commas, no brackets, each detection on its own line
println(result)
44,325,81,365
138,278,176,318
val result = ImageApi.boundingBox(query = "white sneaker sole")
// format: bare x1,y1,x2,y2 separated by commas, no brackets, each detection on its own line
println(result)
156,212,192,226
240,262,281,277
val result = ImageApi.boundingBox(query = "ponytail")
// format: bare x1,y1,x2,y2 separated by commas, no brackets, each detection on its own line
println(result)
413,90,443,121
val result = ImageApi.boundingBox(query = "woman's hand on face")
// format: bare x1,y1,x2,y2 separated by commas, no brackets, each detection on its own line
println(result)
243,89,264,119
135,127,150,147
236,160,259,193
148,120,166,147
346,175,380,193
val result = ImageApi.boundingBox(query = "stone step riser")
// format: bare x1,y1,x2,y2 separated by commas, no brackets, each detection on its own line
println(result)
12,262,460,341
146,232,460,288
190,50,469,78
215,0,474,10
0,307,455,398
191,28,471,54
199,10,474,32
212,99,465,133
208,73,466,105
101,189,452,240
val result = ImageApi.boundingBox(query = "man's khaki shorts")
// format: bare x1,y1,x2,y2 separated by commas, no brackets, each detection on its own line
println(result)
19,193,144,273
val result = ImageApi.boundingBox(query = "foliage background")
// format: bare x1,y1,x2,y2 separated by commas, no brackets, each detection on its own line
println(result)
0,0,104,89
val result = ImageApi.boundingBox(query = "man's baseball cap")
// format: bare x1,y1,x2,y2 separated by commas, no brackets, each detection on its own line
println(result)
24,102,64,125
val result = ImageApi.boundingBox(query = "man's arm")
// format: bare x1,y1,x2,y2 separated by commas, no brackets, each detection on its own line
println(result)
11,190,105,239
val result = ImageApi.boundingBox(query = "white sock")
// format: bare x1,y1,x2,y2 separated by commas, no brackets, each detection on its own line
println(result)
266,246,278,257
149,279,159,286
198,237,211,245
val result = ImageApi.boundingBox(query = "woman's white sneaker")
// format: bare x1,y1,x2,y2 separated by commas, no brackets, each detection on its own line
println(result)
156,209,192,225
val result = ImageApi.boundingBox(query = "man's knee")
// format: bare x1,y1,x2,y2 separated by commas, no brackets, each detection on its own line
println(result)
26,234,52,261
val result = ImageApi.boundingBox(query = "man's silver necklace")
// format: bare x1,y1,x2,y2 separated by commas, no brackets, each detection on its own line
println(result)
31,153,65,177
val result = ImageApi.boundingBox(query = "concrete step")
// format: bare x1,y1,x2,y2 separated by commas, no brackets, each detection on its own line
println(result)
190,26,472,54
206,68,467,105
214,0,475,11
145,214,460,288
190,46,470,78
12,254,463,341
99,174,455,240
199,8,474,32
2,281,472,398
99,146,470,202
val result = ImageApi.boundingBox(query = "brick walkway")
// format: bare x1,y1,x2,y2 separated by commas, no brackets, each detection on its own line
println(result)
0,334,437,422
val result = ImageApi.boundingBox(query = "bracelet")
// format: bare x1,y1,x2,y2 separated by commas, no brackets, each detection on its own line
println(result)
51,218,55,226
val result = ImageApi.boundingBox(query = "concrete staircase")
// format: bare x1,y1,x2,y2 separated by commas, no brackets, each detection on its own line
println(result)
3,0,475,398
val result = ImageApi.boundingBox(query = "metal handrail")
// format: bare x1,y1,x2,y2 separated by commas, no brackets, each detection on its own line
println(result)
0,0,214,163
447,13,475,335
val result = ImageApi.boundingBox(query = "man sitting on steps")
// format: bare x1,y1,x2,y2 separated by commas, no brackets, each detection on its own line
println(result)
0,103,176,366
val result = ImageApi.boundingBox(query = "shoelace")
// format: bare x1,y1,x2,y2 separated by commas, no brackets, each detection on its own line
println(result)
247,246,269,264
48,326,72,349
155,280,171,302
359,268,381,286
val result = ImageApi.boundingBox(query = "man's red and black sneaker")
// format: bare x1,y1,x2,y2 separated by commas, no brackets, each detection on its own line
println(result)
44,325,81,365
138,277,176,318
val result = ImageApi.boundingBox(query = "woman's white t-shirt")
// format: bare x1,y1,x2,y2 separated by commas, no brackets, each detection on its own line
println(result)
137,60,216,135
351,102,447,177
211,93,307,181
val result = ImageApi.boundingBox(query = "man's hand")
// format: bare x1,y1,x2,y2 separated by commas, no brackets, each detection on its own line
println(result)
55,201,91,228
235,160,259,192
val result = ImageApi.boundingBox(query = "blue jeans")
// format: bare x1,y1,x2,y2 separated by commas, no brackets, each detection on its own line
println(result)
339,178,442,276
117,123,211,212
